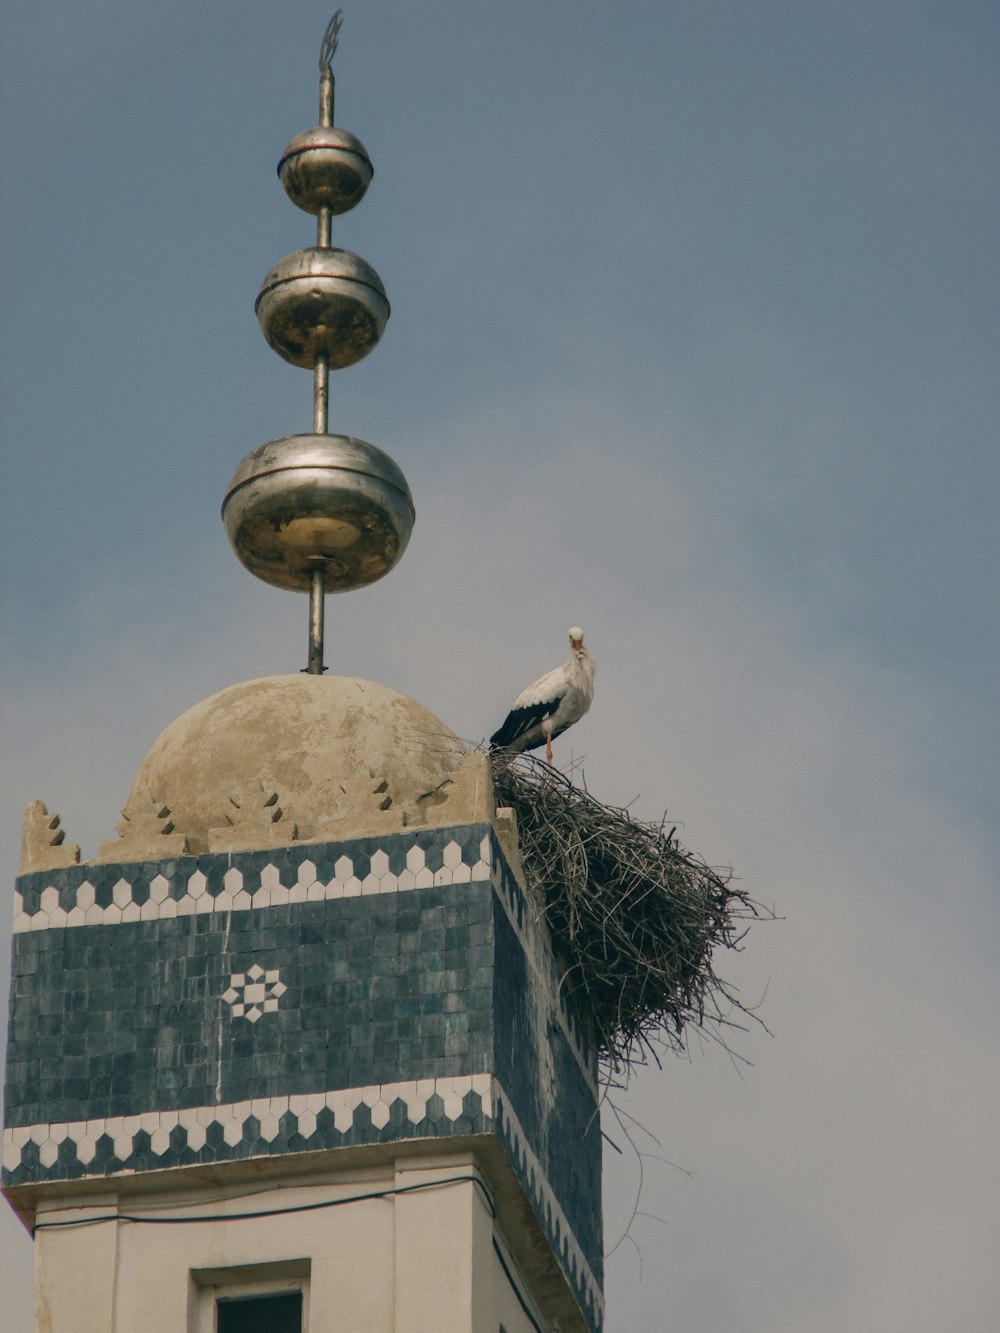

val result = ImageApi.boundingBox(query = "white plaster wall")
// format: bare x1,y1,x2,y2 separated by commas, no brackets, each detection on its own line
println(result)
30,1153,559,1333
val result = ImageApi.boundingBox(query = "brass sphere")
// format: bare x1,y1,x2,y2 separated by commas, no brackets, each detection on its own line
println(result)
222,434,414,594
278,126,373,215
255,247,390,369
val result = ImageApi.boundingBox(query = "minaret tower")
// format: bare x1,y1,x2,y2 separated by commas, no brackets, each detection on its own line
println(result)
3,17,603,1333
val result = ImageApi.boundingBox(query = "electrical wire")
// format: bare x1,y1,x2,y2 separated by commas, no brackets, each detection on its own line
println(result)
32,1172,496,1235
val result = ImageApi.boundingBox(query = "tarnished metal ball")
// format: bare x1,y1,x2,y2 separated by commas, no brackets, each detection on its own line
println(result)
256,247,390,369
278,126,373,215
222,434,414,594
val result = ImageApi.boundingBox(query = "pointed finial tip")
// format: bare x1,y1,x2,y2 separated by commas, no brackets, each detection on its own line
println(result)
320,10,344,73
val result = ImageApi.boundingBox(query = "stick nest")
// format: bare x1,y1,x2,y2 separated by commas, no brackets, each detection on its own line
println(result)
489,752,764,1076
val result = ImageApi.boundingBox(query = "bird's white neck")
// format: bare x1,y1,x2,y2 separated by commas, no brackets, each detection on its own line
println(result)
568,645,596,695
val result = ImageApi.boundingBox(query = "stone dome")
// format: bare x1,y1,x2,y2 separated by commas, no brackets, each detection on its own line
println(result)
122,675,472,854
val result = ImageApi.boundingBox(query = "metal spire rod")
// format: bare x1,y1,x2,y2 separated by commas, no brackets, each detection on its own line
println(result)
307,566,326,674
305,11,343,674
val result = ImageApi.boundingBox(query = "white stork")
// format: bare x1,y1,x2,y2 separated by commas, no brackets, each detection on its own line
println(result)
489,627,596,763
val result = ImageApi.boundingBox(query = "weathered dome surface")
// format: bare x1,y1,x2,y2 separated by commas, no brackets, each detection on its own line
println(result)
125,675,469,853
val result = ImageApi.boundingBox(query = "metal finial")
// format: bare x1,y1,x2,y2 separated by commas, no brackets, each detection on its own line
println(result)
320,11,344,72
225,10,413,677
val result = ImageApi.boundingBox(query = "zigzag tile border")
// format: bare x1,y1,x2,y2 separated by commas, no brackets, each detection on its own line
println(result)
496,1090,604,1330
12,834,493,933
2,1075,494,1179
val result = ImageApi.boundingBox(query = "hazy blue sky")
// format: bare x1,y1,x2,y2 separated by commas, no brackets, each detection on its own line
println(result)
2,3,999,1329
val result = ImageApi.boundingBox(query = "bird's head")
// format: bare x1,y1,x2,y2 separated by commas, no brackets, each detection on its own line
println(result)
568,626,585,651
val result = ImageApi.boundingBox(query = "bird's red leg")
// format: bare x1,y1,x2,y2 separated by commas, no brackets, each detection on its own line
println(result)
546,735,553,763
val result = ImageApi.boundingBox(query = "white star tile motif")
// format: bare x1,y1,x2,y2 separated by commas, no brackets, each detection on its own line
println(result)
222,964,287,1023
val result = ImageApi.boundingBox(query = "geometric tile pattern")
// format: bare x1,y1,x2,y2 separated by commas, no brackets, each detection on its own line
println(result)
2,1074,493,1174
222,965,286,1023
12,831,493,933
496,1090,605,1330
4,823,604,1332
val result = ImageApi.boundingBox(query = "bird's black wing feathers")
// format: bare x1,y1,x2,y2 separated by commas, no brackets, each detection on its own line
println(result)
489,694,564,750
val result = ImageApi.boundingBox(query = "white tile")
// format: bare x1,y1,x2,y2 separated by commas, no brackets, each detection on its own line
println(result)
66,906,85,927
3,1140,22,1172
30,1124,50,1145
121,902,141,924
264,969,280,983
187,871,207,900
297,859,317,887
112,879,133,908
414,867,434,889
342,876,362,897
212,891,234,914
306,880,327,901
139,1112,159,1136
39,1140,59,1168
479,835,493,865
223,1119,243,1147
231,890,253,911
195,1106,216,1126
149,874,170,904
452,863,472,883
471,860,491,881
29,915,50,932
259,1114,280,1142
379,1082,400,1105
40,886,60,915
262,998,279,1013
244,984,266,1004
159,899,178,919
269,884,289,906
332,1096,355,1133
187,1124,206,1152
76,1135,97,1165
406,846,426,872
76,881,96,910
84,903,105,926
288,1096,310,1116
397,869,416,892
296,1110,316,1140
261,863,281,892
224,867,243,894
102,905,121,925
370,1100,390,1129
370,849,390,879
443,841,462,869
246,1007,262,1023
361,873,381,894
139,899,159,921
247,965,265,981
442,1091,464,1120
270,1096,289,1117
49,1123,69,1144
113,1131,133,1160
433,866,453,886
335,855,354,881
288,883,308,903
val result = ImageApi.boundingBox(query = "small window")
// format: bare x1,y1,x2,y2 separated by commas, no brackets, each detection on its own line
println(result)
216,1291,303,1333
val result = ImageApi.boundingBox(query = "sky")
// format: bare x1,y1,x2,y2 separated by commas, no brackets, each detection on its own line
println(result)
2,1,999,1328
